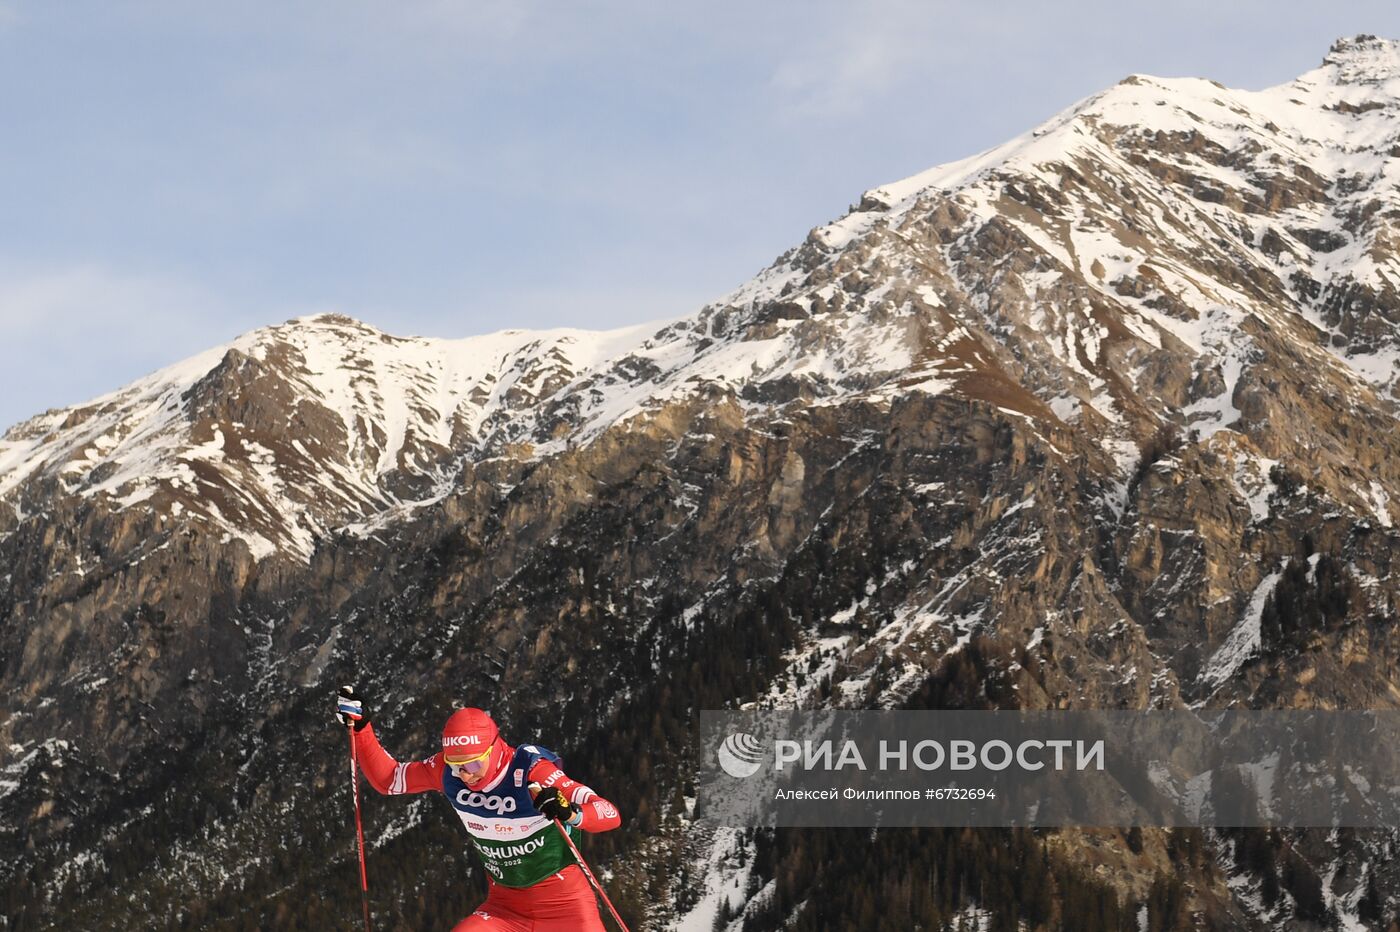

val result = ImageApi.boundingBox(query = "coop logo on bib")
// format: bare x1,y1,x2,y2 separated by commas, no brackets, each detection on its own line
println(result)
456,790,517,814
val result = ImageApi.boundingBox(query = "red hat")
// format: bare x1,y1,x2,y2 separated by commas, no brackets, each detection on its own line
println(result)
441,708,499,762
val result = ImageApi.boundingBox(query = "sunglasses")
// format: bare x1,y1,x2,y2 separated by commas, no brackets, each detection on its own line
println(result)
446,748,493,776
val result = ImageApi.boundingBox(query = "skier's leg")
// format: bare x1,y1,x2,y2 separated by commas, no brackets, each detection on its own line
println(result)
451,879,531,931
450,904,532,931
525,866,608,931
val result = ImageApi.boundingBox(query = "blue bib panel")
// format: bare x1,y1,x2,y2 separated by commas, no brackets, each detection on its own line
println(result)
442,743,562,816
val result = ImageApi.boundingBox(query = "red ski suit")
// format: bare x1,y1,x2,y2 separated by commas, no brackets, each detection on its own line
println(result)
354,724,622,931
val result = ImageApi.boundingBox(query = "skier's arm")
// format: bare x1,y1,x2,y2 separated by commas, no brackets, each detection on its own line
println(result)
352,722,445,796
527,760,622,832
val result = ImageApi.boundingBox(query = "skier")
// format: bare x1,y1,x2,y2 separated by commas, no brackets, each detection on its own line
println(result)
335,687,622,931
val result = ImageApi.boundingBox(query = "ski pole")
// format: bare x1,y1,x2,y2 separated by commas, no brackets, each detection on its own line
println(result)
548,818,630,932
348,725,373,932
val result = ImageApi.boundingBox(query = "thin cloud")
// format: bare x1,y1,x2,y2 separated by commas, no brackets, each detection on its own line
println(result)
767,0,947,119
392,0,536,42
164,0,546,65
0,263,304,431
0,264,214,333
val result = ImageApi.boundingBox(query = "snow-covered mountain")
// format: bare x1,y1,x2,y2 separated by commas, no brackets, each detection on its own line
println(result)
0,315,662,558
5,38,1399,568
4,36,1400,932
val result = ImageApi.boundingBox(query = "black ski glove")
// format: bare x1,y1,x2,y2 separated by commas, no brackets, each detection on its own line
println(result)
530,782,580,824
336,686,369,731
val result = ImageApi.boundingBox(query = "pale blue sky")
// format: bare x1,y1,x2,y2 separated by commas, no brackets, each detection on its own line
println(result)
2,2,1398,431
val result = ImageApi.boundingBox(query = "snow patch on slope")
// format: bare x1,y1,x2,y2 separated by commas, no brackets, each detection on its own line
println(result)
1199,565,1286,694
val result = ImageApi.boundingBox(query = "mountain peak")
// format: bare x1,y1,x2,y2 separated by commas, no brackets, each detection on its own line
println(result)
1320,34,1400,85
281,311,379,332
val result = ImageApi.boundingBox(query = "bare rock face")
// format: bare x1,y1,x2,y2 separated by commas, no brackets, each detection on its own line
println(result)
4,36,1400,932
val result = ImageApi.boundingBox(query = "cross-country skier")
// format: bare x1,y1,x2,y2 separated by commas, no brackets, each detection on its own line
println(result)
335,687,622,931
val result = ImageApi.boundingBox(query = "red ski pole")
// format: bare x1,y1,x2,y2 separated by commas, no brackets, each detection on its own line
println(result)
549,818,630,932
348,726,373,932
